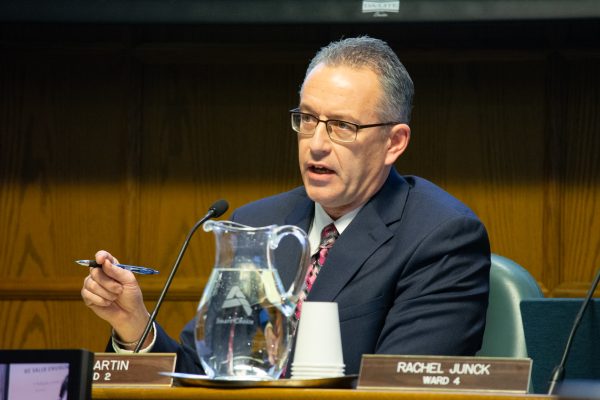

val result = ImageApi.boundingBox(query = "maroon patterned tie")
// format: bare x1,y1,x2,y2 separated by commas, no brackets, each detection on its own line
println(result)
295,223,340,321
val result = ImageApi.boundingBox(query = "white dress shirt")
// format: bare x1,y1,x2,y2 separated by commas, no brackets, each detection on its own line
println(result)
308,203,362,254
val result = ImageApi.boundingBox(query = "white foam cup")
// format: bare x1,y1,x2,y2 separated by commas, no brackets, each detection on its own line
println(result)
291,372,343,380
292,362,345,368
291,365,345,380
291,366,345,373
292,301,344,368
291,368,345,379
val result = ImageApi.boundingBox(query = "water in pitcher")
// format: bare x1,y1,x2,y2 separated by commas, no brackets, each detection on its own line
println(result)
195,265,295,380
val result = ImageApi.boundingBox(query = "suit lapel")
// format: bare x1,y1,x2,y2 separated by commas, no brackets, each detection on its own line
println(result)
284,195,313,233
307,169,410,302
275,192,313,289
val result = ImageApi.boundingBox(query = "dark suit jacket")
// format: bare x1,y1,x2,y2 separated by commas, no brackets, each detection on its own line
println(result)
146,169,491,375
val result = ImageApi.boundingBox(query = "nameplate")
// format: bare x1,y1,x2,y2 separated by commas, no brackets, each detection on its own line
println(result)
358,355,531,393
93,353,177,386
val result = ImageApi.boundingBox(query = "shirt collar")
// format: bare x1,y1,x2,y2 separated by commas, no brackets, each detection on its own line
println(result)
308,203,362,254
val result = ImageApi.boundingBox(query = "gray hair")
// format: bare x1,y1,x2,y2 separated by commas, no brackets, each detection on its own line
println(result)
303,36,414,123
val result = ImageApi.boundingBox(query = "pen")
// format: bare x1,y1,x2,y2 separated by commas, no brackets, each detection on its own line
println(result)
75,259,159,275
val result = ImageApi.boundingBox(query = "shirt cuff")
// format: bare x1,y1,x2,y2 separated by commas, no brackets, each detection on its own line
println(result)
111,322,157,354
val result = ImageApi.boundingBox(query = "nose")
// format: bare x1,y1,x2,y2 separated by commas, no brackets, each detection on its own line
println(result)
308,121,332,154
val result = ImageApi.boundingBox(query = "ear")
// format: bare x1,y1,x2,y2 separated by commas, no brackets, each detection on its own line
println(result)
384,123,411,166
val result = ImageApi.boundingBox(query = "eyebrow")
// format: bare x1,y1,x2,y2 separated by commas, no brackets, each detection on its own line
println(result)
298,105,360,124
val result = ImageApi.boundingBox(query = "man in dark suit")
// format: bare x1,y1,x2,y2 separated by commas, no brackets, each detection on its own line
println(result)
81,36,490,376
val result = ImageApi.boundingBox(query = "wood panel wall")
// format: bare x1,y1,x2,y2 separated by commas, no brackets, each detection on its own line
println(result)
0,23,599,352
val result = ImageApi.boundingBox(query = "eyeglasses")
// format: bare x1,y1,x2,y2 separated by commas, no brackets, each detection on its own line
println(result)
289,108,402,143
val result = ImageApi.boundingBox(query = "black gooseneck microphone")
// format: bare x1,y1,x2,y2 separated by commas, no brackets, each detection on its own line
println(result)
134,199,229,353
547,266,600,394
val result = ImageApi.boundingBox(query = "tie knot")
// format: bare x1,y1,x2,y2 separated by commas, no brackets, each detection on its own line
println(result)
319,223,339,249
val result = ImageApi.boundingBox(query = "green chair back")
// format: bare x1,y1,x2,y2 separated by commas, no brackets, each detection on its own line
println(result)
477,254,544,358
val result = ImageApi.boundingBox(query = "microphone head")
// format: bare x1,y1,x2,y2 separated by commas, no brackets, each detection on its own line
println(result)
209,199,229,218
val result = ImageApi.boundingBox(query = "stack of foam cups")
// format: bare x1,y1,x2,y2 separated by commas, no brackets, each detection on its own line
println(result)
291,302,345,379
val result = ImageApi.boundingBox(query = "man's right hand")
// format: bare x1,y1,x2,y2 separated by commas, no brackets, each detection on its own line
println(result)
81,250,152,348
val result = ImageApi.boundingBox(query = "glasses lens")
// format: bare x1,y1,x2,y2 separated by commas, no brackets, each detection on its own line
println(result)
291,113,300,132
292,113,317,135
327,120,357,143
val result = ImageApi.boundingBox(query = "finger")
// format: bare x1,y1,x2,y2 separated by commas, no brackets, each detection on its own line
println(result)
95,250,136,284
84,273,122,301
81,284,115,308
273,316,282,335
95,250,119,265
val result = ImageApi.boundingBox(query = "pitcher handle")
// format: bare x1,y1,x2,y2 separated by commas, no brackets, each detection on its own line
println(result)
269,225,311,303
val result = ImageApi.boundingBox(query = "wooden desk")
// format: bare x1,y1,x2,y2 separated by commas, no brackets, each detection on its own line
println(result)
93,387,550,400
